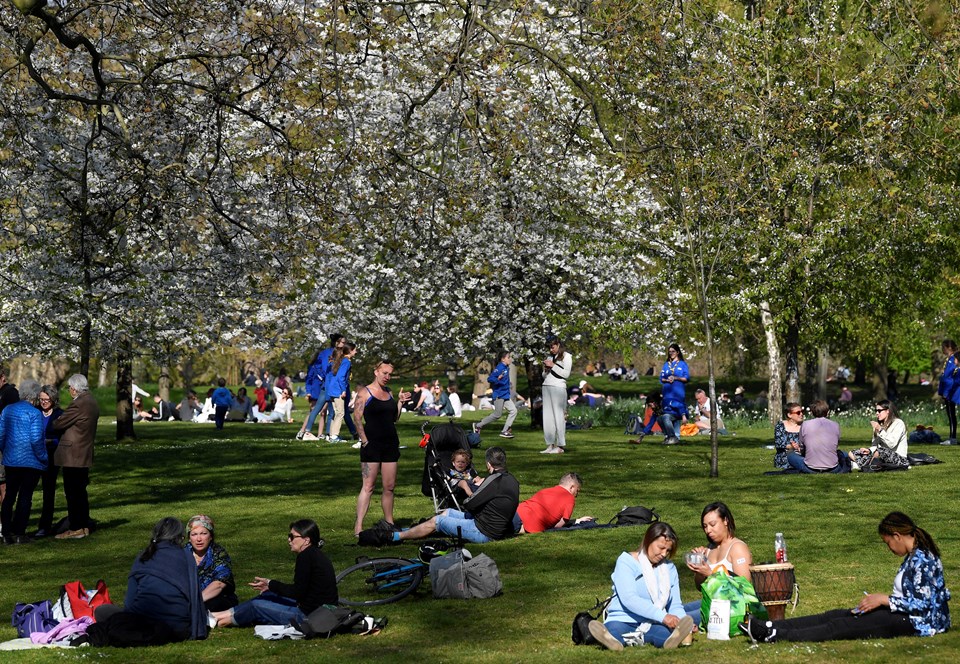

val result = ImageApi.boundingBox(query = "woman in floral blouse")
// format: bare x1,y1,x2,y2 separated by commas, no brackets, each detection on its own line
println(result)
185,514,238,611
772,402,803,469
743,512,950,643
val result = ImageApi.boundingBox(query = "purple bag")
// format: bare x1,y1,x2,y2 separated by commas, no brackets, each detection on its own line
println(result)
11,600,57,638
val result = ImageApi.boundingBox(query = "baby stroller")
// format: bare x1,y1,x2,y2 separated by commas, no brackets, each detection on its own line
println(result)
420,420,476,513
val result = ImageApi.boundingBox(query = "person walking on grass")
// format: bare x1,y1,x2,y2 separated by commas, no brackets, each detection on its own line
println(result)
474,351,517,439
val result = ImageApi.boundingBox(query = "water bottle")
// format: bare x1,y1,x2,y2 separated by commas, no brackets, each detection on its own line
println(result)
775,532,787,563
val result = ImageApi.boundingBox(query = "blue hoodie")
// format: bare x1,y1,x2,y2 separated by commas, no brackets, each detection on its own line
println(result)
488,362,512,400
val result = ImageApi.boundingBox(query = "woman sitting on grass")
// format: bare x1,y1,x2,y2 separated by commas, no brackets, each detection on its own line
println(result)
210,519,338,628
685,501,753,586
92,517,207,644
185,514,239,612
588,522,700,651
848,399,908,470
742,512,950,643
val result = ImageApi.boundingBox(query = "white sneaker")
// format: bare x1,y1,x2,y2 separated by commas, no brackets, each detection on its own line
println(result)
302,432,319,441
351,441,362,449
540,446,556,454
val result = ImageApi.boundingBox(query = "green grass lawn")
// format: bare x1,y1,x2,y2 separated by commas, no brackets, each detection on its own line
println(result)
3,404,959,663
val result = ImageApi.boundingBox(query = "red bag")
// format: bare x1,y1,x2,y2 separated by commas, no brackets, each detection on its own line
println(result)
62,580,112,620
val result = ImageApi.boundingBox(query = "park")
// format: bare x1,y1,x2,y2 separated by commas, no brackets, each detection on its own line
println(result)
1,375,960,662
2,0,960,660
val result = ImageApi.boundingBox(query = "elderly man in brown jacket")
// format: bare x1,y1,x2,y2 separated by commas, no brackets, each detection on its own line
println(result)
52,374,99,539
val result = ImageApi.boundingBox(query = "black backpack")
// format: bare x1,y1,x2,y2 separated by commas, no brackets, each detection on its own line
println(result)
608,506,660,527
572,596,612,645
293,607,367,639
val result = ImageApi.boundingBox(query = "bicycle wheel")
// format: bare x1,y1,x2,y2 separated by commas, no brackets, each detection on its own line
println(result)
336,557,425,606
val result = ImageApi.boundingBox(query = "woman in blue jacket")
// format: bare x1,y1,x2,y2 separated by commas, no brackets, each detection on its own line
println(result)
589,522,700,650
657,344,689,445
743,512,950,643
938,339,959,446
325,342,357,443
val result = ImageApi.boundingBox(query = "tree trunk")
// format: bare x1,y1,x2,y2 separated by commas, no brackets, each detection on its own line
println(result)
524,357,544,430
759,301,783,426
872,350,889,401
116,341,136,441
158,364,171,401
815,347,829,401
78,320,91,379
854,358,866,385
471,358,491,409
181,357,195,394
784,317,801,404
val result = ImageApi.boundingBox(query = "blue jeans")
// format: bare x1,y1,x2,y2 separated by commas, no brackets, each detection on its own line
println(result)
435,509,491,543
657,413,682,438
786,451,847,473
232,592,304,627
605,601,701,647
304,388,327,432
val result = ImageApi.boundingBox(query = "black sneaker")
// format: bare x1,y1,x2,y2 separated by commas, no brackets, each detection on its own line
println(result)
499,430,514,439
739,614,776,644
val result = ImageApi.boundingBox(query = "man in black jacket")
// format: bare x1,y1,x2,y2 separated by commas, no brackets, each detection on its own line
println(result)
390,447,519,544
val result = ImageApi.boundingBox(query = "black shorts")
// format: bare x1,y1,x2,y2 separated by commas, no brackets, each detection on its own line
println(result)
360,441,400,464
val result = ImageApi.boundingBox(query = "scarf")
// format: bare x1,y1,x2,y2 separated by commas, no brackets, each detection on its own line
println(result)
630,551,671,634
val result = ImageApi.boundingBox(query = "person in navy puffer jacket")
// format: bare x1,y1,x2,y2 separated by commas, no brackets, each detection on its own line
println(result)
0,379,46,544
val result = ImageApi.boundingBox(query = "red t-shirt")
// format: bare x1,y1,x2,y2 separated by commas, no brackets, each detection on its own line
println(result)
515,485,575,533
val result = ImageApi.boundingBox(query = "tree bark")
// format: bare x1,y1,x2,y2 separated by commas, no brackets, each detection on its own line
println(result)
158,363,171,401
815,347,829,401
471,358,491,409
784,316,801,404
759,301,783,426
524,356,544,430
116,340,136,440
78,320,91,379
181,357,195,394
872,350,889,401
97,360,110,387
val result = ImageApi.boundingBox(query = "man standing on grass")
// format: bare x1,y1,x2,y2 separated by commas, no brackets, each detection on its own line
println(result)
51,374,99,539
474,351,517,439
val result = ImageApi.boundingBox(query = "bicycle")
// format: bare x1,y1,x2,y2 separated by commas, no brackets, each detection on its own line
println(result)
336,556,428,606
336,538,462,606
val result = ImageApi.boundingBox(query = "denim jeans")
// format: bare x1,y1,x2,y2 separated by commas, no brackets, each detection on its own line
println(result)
435,509,491,543
786,451,846,473
232,593,305,627
605,600,701,647
304,388,327,432
657,413,682,438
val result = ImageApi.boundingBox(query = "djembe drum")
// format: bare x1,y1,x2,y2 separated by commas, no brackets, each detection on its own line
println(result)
749,562,797,621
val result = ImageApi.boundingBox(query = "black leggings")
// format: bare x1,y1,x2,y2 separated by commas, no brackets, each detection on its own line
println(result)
773,607,915,642
945,400,957,440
